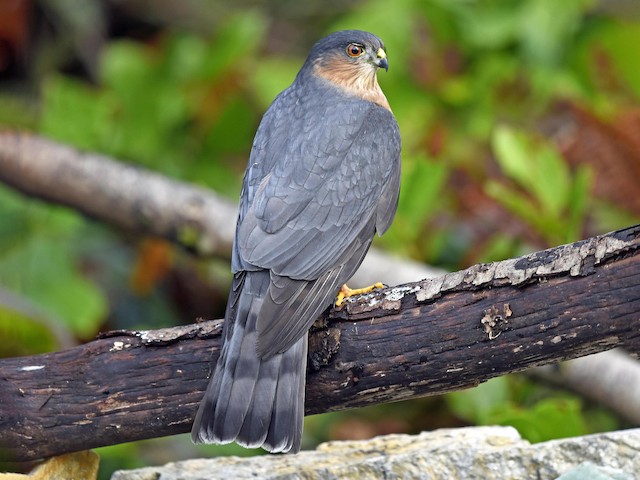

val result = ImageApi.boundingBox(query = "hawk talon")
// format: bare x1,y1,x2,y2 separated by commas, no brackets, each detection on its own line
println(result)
335,282,385,307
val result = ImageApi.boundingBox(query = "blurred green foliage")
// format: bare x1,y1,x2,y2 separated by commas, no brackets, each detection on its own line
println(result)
1,0,639,476
40,13,270,196
487,126,592,245
447,376,619,443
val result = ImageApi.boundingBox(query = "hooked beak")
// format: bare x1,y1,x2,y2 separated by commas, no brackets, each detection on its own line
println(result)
375,47,388,72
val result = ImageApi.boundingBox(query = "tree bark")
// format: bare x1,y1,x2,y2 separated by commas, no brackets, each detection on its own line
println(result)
0,225,638,462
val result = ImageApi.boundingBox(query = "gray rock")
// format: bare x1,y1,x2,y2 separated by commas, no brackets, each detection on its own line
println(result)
554,462,634,480
110,426,640,480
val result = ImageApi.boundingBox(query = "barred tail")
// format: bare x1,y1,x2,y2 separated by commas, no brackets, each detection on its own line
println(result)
191,271,307,453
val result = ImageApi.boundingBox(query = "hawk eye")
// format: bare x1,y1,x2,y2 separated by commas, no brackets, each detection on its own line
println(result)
346,44,365,57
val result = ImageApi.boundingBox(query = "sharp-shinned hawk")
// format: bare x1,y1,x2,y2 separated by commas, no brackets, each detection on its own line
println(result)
192,29,401,453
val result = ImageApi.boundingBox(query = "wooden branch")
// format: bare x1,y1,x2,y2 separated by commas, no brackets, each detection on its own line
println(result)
0,131,237,256
1,225,638,462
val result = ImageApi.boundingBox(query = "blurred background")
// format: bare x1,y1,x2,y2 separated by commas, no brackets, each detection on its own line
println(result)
0,0,639,477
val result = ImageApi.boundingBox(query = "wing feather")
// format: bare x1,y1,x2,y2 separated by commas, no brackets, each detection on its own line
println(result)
238,109,399,277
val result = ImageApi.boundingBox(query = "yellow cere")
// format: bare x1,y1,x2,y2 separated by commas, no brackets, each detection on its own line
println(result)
376,48,386,59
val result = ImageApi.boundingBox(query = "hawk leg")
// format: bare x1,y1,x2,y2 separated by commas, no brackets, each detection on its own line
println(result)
335,282,384,306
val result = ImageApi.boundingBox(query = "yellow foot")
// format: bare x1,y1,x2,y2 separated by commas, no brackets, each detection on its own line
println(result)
335,282,385,307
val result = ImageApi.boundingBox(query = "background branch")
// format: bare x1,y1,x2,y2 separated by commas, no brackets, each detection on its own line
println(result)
531,349,640,424
0,225,638,462
0,131,236,256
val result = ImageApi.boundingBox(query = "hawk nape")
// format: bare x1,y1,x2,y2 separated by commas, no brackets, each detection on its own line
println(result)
191,30,401,453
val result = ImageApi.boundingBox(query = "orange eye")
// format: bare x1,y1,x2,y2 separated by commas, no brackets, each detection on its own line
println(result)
346,44,365,57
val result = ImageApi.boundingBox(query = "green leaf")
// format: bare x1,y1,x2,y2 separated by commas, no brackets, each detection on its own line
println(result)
518,0,592,67
485,181,537,226
398,154,449,225
458,4,520,50
489,126,590,245
0,236,107,339
250,58,300,109
492,126,534,190
491,397,587,443
163,35,209,82
0,93,38,129
477,234,524,264
0,307,58,357
39,75,112,151
380,154,449,258
531,142,571,218
592,201,640,234
565,165,592,242
101,41,153,95
200,12,267,80
35,269,107,339
596,21,640,100
447,377,511,425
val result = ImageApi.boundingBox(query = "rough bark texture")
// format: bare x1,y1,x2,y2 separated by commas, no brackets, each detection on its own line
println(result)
0,225,638,462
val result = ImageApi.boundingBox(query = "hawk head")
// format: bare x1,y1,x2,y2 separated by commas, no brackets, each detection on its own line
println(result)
303,30,391,109
309,30,388,72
